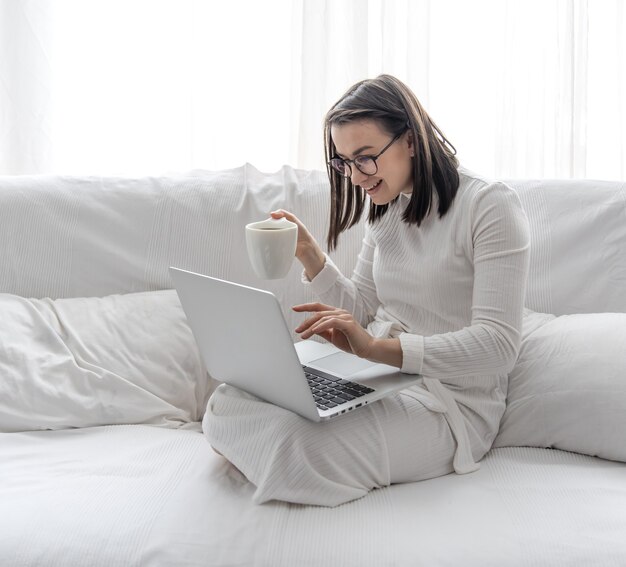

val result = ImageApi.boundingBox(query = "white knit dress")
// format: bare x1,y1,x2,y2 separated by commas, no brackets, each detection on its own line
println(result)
203,166,531,507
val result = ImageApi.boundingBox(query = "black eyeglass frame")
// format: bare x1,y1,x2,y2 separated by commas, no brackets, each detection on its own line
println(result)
328,129,407,178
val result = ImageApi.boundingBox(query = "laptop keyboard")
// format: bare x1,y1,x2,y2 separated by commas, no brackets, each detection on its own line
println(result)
303,367,374,411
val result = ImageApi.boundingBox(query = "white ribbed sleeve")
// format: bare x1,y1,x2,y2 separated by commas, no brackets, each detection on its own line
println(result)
301,230,380,327
304,167,531,380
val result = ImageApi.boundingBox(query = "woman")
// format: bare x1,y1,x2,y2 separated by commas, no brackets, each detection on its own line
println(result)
203,74,530,507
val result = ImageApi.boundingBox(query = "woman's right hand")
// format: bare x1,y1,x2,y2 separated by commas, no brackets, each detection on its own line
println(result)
270,209,326,280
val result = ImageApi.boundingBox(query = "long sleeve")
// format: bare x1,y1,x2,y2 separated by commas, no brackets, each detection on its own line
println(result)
302,227,381,328
400,183,530,378
303,169,530,382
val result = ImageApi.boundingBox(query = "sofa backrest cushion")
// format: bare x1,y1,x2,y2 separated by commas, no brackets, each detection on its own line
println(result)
1,166,624,317
0,165,364,336
506,178,626,315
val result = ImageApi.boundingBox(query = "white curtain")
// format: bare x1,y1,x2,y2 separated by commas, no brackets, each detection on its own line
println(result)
1,0,625,180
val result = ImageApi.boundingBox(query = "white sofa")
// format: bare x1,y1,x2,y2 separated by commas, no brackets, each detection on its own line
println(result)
1,164,625,566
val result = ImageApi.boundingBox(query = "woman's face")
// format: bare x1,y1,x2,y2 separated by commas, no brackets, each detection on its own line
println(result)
330,119,414,205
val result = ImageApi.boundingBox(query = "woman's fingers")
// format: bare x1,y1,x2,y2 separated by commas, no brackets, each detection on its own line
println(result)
293,307,373,358
309,314,352,334
271,210,319,250
315,329,334,343
292,302,338,312
270,209,297,222
270,209,309,235
295,313,338,333
293,305,349,333
299,314,353,339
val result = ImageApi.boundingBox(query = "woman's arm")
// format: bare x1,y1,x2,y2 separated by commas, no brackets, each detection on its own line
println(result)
271,209,380,327
290,183,530,376
304,230,381,327
398,183,531,377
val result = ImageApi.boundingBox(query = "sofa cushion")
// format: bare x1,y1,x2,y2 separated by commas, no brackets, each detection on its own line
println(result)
0,290,218,432
0,165,365,339
494,309,626,462
508,178,626,315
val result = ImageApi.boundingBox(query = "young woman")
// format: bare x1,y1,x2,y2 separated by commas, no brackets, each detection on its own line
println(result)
203,74,530,507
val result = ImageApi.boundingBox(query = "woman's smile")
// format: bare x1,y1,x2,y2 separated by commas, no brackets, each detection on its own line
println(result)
362,178,383,194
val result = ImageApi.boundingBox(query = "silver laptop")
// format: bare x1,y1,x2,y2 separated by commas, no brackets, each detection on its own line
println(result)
170,267,422,421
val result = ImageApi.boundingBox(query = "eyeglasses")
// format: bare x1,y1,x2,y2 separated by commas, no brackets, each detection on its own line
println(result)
328,130,405,178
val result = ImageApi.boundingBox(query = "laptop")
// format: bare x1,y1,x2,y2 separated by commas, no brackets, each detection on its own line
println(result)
170,267,422,421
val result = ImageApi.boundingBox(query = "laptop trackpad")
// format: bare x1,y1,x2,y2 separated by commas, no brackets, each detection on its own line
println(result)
309,352,374,376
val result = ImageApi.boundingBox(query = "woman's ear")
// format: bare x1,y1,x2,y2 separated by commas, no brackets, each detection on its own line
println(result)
406,130,415,157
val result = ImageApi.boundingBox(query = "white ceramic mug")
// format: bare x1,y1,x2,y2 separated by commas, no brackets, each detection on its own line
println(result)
245,217,298,279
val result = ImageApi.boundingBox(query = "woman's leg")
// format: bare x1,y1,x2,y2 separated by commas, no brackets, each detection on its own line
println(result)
203,383,456,507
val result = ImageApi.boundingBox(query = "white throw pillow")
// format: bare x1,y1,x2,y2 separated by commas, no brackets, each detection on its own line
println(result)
0,290,219,432
494,309,626,462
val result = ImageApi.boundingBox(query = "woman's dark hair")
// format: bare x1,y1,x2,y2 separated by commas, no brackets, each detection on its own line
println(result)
324,74,459,250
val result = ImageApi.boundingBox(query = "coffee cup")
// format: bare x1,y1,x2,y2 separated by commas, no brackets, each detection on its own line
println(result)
245,217,298,279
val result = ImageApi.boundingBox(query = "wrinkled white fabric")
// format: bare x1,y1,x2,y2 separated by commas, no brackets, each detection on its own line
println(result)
203,384,456,507
0,290,212,432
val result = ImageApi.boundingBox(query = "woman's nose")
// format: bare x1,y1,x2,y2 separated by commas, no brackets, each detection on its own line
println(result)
350,167,369,187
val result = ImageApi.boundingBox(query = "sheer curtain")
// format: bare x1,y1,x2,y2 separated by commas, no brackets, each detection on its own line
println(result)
1,0,625,180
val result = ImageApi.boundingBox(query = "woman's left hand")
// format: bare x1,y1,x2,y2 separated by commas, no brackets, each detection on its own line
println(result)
293,303,374,359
